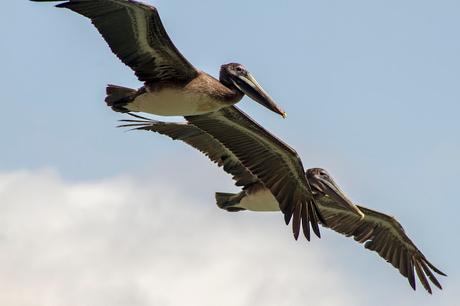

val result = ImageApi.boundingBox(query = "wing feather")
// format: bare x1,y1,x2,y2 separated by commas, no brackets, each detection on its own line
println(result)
119,115,258,188
317,195,445,293
40,0,198,83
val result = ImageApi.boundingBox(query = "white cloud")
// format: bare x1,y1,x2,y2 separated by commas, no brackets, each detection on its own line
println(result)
0,169,454,306
0,169,355,306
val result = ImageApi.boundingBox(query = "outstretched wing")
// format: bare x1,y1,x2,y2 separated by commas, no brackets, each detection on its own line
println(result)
317,196,446,293
119,115,258,188
33,0,198,83
186,106,324,241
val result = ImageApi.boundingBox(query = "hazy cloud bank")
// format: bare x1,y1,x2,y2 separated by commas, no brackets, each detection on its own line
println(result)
0,169,355,306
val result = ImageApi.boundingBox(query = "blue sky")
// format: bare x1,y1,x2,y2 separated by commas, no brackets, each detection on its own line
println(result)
0,1,459,305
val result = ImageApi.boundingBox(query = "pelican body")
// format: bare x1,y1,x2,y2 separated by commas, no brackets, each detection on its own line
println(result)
120,107,445,294
32,0,286,118
215,168,361,217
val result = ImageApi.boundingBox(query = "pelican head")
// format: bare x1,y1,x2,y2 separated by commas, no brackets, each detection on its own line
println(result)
220,63,286,118
306,168,364,219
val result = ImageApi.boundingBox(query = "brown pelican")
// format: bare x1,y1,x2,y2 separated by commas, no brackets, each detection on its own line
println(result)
120,106,365,240
215,167,447,294
119,108,445,293
31,0,286,117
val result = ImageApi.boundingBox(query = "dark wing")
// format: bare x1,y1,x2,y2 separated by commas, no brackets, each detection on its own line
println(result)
34,0,198,83
186,106,324,241
118,115,258,188
317,196,446,293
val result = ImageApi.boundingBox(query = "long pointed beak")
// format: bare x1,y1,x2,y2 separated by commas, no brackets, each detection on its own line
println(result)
317,176,365,219
232,73,286,118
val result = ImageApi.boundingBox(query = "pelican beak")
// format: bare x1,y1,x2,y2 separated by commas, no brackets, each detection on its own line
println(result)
232,73,286,118
316,176,365,219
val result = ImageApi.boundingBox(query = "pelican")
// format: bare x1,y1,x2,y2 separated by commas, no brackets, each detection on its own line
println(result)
119,106,365,240
120,107,445,293
31,0,286,117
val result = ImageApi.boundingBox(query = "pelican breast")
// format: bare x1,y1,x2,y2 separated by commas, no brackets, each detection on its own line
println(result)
127,73,243,116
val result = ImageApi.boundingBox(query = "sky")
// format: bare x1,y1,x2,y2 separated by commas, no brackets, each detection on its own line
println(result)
1,0,459,305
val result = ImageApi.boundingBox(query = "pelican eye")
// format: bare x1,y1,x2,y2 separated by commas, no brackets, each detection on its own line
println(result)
236,66,245,73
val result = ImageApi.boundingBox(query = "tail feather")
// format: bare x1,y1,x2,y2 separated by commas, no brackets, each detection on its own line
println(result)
215,192,246,212
105,84,137,112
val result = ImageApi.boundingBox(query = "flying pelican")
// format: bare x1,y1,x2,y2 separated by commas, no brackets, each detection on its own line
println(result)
119,108,445,293
120,106,365,241
31,0,286,117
